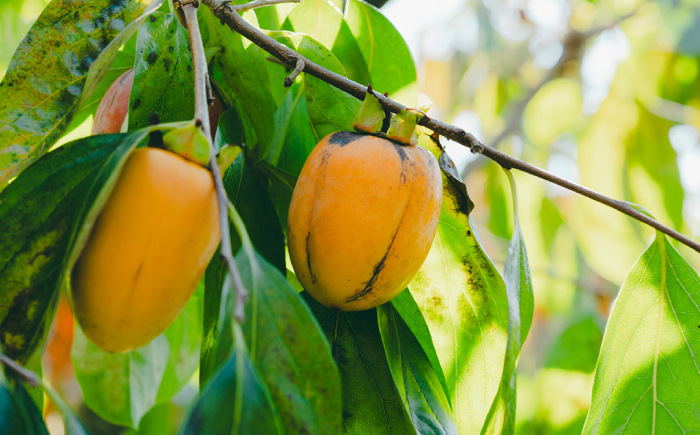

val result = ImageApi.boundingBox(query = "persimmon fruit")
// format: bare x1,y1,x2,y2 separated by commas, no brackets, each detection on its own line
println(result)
287,131,442,311
71,147,219,353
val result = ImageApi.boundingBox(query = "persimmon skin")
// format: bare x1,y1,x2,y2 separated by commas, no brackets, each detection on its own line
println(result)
92,69,134,134
71,148,219,353
288,132,442,311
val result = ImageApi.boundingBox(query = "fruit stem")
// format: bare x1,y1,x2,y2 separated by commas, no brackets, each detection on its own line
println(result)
182,1,248,323
0,353,40,387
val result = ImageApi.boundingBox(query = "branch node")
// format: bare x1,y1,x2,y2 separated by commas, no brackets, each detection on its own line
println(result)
470,143,484,155
174,0,200,9
284,59,306,87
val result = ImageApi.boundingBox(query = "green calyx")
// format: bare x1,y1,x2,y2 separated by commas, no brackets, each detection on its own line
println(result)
353,85,385,135
387,108,424,146
162,122,211,166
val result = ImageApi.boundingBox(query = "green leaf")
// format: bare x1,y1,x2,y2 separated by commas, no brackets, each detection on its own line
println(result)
545,315,603,374
40,371,92,435
377,302,458,434
199,6,276,159
266,82,316,176
583,234,700,434
0,0,163,186
182,327,283,435
481,169,534,435
625,106,684,231
259,160,297,232
344,0,417,106
0,131,148,367
0,370,50,435
283,0,370,86
237,251,342,435
72,281,204,428
279,34,361,141
201,115,285,386
72,328,169,428
128,12,194,129
302,293,417,435
390,289,450,405
227,156,286,273
409,134,509,434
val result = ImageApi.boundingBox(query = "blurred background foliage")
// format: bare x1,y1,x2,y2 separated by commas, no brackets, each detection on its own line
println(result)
3,0,700,433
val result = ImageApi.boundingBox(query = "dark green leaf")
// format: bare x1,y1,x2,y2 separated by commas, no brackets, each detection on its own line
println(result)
201,115,285,386
237,252,342,435
259,160,297,232
583,234,700,434
0,131,148,367
181,334,283,435
128,12,194,129
344,0,417,105
0,0,163,186
482,169,534,435
378,302,458,434
390,289,450,405
199,6,275,158
302,293,417,435
0,371,49,435
409,134,509,434
266,82,316,176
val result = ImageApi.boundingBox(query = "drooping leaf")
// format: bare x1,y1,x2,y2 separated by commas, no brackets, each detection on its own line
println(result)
0,0,163,186
201,111,285,386
378,302,458,434
344,0,417,106
302,292,417,435
0,131,148,368
259,160,297,232
199,6,275,159
72,328,169,428
278,34,361,141
128,12,194,130
481,169,534,435
408,133,509,434
390,289,450,405
41,371,92,435
72,281,203,428
0,368,49,435
236,251,342,435
266,82,316,177
181,324,283,435
583,234,700,434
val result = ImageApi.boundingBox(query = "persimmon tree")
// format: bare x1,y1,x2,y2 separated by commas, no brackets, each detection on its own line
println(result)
0,0,699,434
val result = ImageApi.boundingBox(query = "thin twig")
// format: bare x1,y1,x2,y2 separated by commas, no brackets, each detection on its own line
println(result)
285,58,305,88
182,2,248,322
202,0,700,255
227,0,300,13
0,353,41,387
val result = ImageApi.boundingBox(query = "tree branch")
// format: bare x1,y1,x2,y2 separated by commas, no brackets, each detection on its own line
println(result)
182,2,248,322
201,0,700,255
0,353,41,387
228,0,300,13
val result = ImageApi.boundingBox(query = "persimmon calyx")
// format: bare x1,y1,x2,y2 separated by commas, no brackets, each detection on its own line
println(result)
162,122,210,166
387,108,425,146
353,84,385,135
